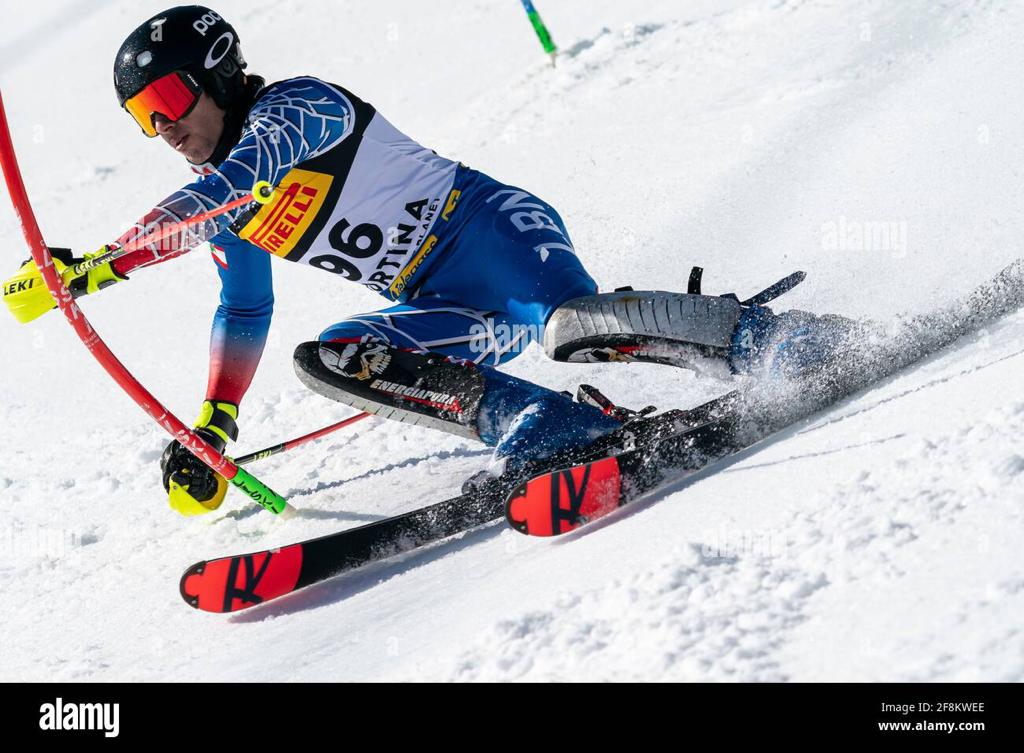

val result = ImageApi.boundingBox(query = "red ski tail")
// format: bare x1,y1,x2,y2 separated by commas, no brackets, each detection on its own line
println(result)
505,456,623,536
180,545,304,613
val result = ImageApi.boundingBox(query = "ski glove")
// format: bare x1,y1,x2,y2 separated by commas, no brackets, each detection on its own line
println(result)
2,246,126,324
161,401,239,517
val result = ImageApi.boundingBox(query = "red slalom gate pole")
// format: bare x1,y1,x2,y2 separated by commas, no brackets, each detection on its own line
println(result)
0,89,294,518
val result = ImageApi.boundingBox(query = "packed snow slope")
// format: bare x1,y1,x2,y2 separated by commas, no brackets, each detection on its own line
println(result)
1,0,1022,681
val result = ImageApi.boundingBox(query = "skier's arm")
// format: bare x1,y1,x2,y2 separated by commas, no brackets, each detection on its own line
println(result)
206,234,274,406
111,78,354,277
160,234,273,517
5,80,351,325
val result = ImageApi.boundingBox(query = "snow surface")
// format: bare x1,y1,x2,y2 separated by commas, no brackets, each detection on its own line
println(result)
1,0,1022,681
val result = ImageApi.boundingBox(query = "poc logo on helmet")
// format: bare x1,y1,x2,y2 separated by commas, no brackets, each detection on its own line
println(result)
205,32,235,70
192,10,223,36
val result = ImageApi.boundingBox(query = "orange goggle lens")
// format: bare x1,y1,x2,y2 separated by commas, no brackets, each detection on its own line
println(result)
123,71,202,137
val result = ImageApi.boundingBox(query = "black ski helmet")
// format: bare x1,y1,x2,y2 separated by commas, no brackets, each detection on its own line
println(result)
113,6,248,111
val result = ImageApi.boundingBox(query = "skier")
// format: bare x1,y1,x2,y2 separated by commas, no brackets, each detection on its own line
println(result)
3,6,828,516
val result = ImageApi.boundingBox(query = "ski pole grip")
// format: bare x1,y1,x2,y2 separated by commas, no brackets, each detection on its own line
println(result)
228,183,277,234
63,246,120,282
253,180,276,205
228,466,291,516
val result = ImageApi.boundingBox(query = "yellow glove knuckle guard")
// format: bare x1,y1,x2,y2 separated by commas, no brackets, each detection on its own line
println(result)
168,473,228,517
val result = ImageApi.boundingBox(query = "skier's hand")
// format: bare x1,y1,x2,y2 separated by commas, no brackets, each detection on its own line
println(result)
2,246,127,324
161,401,239,517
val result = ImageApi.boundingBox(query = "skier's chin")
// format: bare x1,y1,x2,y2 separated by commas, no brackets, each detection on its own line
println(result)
184,142,216,166
167,131,217,165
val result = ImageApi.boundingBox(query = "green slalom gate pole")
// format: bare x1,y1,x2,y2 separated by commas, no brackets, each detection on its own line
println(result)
520,0,558,66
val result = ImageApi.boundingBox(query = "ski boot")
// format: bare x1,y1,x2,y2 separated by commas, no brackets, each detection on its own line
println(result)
292,339,624,489
463,384,742,495
543,267,855,378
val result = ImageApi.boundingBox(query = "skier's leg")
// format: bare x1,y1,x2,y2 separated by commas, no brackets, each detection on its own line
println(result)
298,177,664,477
443,177,850,379
399,180,631,473
415,181,599,342
294,299,621,475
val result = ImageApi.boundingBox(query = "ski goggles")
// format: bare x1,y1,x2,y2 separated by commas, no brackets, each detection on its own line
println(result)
123,71,203,137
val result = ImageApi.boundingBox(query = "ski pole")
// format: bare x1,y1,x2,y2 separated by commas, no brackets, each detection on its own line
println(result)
233,412,370,466
62,182,276,283
519,0,558,66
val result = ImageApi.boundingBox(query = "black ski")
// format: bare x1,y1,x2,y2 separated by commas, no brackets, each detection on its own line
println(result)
179,392,737,614
180,483,511,613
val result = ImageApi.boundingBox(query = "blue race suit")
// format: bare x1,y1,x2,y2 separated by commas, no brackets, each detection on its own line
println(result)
112,77,619,465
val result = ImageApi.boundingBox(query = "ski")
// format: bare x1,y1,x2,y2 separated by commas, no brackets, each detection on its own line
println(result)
180,483,511,613
505,415,738,536
506,258,1024,537
179,391,738,614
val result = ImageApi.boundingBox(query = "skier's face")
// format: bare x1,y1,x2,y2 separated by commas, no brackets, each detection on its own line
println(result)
153,91,225,165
